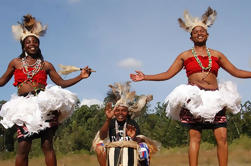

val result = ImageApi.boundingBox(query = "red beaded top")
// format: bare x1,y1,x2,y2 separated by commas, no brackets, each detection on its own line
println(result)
13,68,47,87
184,56,220,77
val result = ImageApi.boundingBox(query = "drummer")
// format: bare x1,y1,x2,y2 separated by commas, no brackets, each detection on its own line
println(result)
94,82,152,166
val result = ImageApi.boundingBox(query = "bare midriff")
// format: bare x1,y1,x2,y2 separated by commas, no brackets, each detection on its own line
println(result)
17,82,46,96
188,72,218,90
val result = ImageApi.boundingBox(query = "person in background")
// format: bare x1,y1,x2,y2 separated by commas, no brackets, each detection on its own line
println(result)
93,82,156,166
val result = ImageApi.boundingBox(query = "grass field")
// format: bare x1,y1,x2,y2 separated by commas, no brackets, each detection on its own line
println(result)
1,136,251,166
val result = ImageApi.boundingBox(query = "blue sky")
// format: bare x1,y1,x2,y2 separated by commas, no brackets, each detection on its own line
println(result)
1,0,251,108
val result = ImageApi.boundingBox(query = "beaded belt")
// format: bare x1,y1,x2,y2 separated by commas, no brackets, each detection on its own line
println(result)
19,88,44,97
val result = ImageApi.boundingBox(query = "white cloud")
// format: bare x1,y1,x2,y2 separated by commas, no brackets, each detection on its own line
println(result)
118,58,143,69
68,0,81,4
80,98,103,107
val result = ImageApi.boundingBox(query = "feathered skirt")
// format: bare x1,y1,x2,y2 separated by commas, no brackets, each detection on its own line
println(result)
164,81,241,123
0,85,78,135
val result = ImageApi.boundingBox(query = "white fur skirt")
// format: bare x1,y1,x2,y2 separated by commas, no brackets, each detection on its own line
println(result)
0,85,78,134
164,81,241,122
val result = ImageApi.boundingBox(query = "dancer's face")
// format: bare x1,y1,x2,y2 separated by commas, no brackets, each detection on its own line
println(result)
114,106,128,122
23,36,40,55
190,26,208,45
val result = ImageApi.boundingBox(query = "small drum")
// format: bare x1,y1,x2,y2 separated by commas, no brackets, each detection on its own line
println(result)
106,141,138,166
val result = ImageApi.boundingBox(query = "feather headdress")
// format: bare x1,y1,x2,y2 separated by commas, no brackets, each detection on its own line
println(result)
178,7,217,33
12,14,47,41
107,81,153,119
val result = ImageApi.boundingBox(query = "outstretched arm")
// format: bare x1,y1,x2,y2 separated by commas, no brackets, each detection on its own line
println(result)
99,102,115,140
46,62,92,88
130,54,184,81
219,52,251,78
0,59,16,87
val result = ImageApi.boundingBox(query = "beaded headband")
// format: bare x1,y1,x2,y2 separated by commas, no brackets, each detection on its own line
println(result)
178,7,217,33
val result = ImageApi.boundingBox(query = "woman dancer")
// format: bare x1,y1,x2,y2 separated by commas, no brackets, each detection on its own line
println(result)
0,14,93,166
130,7,251,166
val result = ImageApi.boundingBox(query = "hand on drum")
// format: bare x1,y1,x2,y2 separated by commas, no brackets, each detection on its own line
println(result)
126,124,136,139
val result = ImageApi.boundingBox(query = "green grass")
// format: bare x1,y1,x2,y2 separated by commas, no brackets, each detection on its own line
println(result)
1,136,251,166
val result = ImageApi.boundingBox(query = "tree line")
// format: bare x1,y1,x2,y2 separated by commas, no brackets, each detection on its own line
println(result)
0,100,251,158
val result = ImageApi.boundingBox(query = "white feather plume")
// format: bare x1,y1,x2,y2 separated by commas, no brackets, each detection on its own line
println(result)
11,25,23,40
58,64,81,75
183,10,194,27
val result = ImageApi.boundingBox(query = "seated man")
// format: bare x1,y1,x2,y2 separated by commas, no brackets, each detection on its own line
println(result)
93,82,153,166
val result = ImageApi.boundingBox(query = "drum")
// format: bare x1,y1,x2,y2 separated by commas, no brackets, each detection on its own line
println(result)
106,141,138,166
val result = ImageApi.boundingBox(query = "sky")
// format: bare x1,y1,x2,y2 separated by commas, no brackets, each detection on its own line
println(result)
0,0,251,109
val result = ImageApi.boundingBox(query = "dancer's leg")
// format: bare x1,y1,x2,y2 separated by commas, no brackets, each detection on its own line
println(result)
15,140,32,166
214,127,228,166
41,128,57,166
188,129,201,166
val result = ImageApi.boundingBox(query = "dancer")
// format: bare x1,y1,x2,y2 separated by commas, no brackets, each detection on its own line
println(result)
93,82,157,166
0,14,93,166
130,7,251,166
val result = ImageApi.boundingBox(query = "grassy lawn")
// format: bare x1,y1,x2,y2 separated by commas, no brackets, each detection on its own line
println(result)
1,136,251,166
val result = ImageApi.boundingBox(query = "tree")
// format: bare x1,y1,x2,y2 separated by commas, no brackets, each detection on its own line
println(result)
240,101,251,137
54,104,105,153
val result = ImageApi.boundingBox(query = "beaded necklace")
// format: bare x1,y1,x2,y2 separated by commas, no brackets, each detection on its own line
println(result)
115,120,127,141
21,56,42,80
191,47,212,71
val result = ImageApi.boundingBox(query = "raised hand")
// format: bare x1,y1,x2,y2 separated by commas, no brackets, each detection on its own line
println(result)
126,124,136,139
130,70,145,82
81,66,93,78
105,102,115,120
